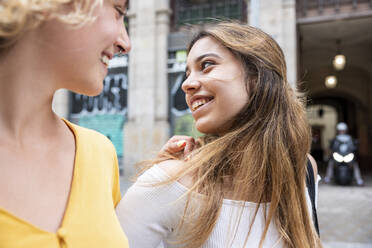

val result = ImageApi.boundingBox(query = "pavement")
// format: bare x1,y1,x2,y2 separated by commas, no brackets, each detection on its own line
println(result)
318,173,372,248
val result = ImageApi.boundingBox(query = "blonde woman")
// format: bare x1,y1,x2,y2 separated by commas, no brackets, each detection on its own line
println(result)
0,0,131,247
117,22,322,248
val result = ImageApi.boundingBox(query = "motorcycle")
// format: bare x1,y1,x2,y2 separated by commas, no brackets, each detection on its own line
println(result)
331,135,356,185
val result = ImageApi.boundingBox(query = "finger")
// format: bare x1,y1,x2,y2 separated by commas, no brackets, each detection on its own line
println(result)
160,139,186,154
169,135,194,143
183,138,196,156
168,139,187,152
165,136,193,151
176,140,187,148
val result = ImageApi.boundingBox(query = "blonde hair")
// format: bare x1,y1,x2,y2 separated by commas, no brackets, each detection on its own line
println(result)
142,22,322,248
0,0,103,50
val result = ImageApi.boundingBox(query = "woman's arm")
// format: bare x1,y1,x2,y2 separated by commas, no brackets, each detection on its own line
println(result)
116,160,186,248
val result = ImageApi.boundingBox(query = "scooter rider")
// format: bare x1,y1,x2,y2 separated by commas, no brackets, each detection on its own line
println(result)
324,122,364,186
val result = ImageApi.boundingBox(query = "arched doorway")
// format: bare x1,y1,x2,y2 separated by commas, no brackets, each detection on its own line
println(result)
297,6,372,171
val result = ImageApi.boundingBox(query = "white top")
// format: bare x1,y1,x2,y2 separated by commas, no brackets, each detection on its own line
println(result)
116,164,319,248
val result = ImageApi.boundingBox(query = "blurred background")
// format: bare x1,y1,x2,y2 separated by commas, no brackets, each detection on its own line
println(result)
52,0,372,247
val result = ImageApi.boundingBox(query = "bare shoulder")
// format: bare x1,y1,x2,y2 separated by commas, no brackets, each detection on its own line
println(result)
156,159,193,188
306,153,318,181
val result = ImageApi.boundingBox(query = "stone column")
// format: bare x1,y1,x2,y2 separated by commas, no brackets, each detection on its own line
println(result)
123,0,171,179
368,80,372,155
247,0,297,87
52,89,70,118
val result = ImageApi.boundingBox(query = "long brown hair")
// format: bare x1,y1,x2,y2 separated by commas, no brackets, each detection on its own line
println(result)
142,22,321,248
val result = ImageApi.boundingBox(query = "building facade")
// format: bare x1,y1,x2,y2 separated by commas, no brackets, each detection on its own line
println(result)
53,0,372,177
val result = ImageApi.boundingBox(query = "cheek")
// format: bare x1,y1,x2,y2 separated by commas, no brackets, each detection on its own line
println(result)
214,86,248,122
219,79,248,104
219,94,246,116
99,21,120,42
94,8,122,43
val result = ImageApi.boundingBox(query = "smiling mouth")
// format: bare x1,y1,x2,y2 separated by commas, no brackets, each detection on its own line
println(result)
100,54,110,67
191,97,214,111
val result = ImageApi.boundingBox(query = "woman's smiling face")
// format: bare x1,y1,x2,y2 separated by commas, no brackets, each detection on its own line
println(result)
34,0,131,96
182,36,249,135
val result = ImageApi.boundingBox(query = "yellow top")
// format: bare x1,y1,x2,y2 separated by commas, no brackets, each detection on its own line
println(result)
0,119,129,248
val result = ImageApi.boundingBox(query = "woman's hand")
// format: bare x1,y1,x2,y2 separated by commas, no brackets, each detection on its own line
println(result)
158,135,196,159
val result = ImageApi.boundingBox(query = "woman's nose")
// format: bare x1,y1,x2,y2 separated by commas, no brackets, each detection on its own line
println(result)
182,76,201,93
114,24,131,55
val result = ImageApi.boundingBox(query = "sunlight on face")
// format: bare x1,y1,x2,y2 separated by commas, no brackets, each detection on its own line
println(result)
33,0,130,96
182,37,248,135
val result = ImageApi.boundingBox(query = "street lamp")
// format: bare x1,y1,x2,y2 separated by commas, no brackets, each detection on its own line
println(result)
325,75,337,88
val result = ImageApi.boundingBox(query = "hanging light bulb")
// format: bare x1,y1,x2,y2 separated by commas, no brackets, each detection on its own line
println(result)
325,75,337,88
333,54,346,70
333,39,346,71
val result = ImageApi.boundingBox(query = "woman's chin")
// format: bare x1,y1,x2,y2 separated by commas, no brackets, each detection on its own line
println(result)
69,81,104,97
195,122,217,135
84,88,103,97
195,120,231,136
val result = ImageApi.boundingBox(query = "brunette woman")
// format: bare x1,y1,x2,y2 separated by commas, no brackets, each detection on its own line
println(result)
117,22,322,248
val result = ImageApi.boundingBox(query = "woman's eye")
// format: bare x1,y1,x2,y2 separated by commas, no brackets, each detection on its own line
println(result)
201,61,214,71
115,6,126,18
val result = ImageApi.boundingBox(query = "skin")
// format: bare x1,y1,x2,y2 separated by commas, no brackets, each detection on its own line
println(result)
0,0,130,233
159,135,196,158
163,36,318,184
160,37,250,188
162,37,250,157
183,37,248,135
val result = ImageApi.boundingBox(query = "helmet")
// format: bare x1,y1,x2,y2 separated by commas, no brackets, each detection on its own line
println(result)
336,122,348,132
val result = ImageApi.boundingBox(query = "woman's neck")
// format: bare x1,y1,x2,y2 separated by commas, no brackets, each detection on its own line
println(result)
0,38,59,143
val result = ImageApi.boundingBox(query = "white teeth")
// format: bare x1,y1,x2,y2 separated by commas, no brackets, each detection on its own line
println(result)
192,98,210,111
101,54,110,66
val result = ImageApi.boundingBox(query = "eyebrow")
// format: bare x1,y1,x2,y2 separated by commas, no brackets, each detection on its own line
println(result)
185,53,221,73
